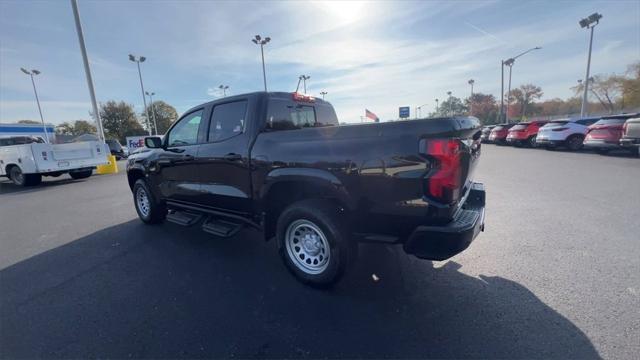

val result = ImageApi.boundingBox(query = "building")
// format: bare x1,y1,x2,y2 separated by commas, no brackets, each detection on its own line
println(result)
0,123,56,143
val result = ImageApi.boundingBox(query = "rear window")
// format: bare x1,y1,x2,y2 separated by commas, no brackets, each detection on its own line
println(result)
593,118,626,126
543,121,568,127
266,99,337,130
511,124,528,130
493,126,505,130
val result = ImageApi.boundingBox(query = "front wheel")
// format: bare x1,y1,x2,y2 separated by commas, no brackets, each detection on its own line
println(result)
276,199,354,286
9,166,41,186
566,135,584,151
133,179,166,224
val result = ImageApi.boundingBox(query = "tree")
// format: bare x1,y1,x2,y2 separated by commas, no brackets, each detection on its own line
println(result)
510,84,543,119
144,100,178,134
99,101,146,143
17,120,41,124
55,120,97,136
438,96,467,116
621,62,640,110
466,93,498,124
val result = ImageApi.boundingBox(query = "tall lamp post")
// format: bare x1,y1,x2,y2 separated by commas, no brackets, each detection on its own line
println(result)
416,103,428,119
435,98,439,114
128,54,152,135
468,79,475,115
320,91,327,100
218,85,229,97
579,12,602,118
251,35,271,92
145,91,158,135
20,68,49,143
296,75,310,93
446,91,453,115
502,46,541,123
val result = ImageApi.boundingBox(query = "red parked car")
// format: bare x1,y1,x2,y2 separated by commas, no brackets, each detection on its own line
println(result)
488,123,515,145
505,120,548,147
583,113,639,154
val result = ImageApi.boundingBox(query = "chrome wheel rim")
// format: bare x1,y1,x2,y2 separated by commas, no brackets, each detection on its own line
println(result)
285,219,330,274
136,187,151,218
13,169,24,184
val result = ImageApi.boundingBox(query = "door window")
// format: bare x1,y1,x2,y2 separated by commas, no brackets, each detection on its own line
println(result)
167,110,203,147
208,101,248,142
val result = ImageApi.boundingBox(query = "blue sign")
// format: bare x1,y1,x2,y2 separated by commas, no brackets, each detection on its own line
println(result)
399,106,410,118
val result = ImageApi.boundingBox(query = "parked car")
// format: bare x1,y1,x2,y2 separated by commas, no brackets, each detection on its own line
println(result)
488,123,515,145
505,120,548,147
480,125,496,143
536,117,600,150
0,136,108,186
619,117,640,156
106,139,128,160
583,113,640,154
126,91,486,286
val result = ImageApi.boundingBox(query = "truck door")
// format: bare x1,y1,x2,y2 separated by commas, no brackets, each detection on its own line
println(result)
195,99,253,214
153,108,205,204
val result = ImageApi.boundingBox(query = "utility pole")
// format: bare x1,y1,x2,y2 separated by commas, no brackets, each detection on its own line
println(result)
20,68,49,143
128,54,151,135
145,91,158,135
252,35,271,91
468,79,475,115
320,91,327,100
71,0,105,143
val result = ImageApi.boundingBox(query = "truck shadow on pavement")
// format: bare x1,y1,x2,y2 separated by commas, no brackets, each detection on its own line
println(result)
0,177,81,195
0,220,600,359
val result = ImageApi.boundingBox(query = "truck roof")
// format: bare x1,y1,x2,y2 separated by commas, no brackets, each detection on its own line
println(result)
182,91,332,115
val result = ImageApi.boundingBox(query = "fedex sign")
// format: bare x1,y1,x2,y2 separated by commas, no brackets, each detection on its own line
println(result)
126,136,147,151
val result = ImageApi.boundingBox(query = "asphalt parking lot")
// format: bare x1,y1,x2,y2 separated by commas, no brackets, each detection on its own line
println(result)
1,146,639,359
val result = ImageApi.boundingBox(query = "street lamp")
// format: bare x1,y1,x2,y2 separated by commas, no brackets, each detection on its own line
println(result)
468,79,475,115
579,12,603,118
320,91,327,100
218,84,229,97
435,98,439,114
416,103,428,119
296,75,310,93
128,54,152,135
446,91,453,115
20,68,49,143
145,91,158,135
501,46,541,123
251,35,271,92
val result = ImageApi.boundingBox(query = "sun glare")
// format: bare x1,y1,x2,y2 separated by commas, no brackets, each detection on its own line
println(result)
313,1,367,24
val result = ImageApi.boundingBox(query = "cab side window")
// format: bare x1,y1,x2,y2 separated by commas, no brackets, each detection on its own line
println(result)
166,110,203,147
208,101,248,142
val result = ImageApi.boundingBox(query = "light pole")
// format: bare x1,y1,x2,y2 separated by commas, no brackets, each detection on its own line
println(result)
435,98,439,114
416,103,428,119
218,85,229,97
20,68,49,143
128,54,152,135
579,12,602,118
296,75,310,93
446,91,453,115
468,79,475,115
252,35,271,92
145,91,158,135
71,0,104,143
320,91,327,100
502,46,542,123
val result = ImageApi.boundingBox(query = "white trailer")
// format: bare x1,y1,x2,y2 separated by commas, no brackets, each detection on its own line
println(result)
0,137,109,186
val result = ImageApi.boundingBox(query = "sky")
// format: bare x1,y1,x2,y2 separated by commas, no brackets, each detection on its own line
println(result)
1,0,639,125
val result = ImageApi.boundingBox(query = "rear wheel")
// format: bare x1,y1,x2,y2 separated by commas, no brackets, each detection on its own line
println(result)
566,135,584,151
276,199,354,286
133,179,166,224
69,169,92,180
527,135,537,148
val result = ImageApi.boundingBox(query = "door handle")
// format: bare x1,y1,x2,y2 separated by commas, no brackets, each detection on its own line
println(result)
223,153,242,161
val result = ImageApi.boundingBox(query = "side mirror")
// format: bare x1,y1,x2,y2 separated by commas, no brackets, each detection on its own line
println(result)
144,136,163,149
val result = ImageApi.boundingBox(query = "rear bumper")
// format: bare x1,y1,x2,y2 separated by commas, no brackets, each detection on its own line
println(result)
620,138,640,148
535,138,564,146
583,139,620,149
404,182,485,261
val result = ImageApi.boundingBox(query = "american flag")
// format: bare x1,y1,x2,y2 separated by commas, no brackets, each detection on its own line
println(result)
365,109,379,122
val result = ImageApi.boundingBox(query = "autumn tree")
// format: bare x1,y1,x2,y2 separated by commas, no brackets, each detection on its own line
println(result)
99,101,146,143
144,100,178,134
466,93,498,124
438,96,468,116
55,120,97,136
510,84,543,119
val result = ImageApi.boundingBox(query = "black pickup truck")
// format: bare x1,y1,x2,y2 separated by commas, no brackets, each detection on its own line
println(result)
126,91,485,285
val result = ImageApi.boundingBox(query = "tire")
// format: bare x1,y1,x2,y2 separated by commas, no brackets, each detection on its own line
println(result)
69,169,92,180
566,135,584,151
133,179,166,224
276,199,354,286
527,136,537,148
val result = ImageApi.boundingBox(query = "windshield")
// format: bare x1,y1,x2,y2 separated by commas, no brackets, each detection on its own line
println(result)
593,118,627,126
543,121,569,127
510,124,528,130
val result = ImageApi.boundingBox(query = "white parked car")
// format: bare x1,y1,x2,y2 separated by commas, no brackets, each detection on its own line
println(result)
0,136,109,186
536,117,600,151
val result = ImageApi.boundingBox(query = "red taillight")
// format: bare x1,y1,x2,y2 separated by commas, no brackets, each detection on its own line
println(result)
421,139,462,204
292,92,315,103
